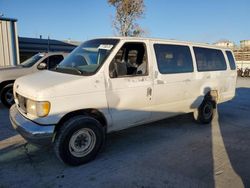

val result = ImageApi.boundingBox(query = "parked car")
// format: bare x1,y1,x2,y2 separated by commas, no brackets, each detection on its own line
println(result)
9,37,237,166
0,52,68,107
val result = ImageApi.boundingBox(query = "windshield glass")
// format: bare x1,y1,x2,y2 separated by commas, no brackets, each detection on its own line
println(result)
54,39,119,75
21,53,44,68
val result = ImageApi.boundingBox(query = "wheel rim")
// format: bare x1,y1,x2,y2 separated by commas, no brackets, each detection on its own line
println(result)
69,128,96,157
4,88,14,105
203,103,213,119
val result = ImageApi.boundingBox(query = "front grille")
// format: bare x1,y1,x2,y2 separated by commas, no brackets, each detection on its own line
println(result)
16,93,27,113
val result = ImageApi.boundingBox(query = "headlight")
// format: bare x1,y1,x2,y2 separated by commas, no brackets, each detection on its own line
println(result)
26,99,50,117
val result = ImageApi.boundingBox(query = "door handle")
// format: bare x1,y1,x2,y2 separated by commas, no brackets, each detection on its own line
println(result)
147,87,152,97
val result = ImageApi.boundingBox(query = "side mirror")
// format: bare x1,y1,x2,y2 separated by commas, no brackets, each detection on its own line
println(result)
37,62,47,70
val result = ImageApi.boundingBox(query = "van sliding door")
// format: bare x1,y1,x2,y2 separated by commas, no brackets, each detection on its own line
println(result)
152,43,195,120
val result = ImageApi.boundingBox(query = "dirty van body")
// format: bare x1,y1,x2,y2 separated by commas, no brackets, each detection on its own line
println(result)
0,52,68,108
9,37,237,166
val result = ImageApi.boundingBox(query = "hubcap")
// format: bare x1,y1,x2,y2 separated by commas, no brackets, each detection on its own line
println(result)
5,88,14,105
69,128,96,157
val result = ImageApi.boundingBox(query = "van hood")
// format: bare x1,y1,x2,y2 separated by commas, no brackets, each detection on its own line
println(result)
14,70,104,100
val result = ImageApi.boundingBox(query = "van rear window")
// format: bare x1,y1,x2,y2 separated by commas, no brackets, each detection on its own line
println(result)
226,51,236,70
193,47,227,71
154,44,193,74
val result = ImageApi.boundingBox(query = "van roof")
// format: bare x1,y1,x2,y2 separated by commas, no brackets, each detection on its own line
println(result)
92,36,232,50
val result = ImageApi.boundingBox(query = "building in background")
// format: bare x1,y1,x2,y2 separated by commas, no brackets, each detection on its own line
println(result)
18,37,79,62
233,40,250,69
0,16,79,67
214,40,236,49
214,39,250,69
240,40,250,49
0,17,19,67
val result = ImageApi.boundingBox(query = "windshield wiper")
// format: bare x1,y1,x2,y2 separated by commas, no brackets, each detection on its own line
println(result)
55,66,85,75
70,67,84,75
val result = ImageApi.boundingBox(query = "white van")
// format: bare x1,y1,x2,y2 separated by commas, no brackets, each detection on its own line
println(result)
9,37,237,166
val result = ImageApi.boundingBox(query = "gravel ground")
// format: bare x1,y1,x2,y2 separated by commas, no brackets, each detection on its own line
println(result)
0,78,250,188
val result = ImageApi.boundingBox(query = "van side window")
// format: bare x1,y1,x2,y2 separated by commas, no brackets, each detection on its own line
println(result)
154,44,193,74
194,47,227,71
226,51,236,70
109,43,148,78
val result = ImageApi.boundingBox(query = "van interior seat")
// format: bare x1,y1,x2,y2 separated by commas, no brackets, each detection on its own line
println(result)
114,60,127,76
136,60,147,75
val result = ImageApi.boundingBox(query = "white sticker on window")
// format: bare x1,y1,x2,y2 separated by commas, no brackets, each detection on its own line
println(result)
98,44,113,50
38,53,45,57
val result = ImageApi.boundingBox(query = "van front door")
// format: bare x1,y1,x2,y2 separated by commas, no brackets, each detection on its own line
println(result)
105,42,153,131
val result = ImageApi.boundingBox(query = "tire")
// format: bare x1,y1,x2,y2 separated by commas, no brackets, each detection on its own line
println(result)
0,83,14,108
54,115,105,166
193,99,215,124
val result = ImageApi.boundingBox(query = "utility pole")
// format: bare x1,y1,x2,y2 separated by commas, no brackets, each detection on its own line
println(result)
47,35,50,69
47,35,50,52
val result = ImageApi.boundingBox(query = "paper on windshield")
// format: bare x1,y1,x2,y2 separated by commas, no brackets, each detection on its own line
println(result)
98,44,113,50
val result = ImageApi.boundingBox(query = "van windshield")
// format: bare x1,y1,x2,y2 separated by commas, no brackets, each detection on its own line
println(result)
21,53,44,68
54,39,119,76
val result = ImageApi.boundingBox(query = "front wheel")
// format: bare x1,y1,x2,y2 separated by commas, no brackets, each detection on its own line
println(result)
193,99,215,124
0,84,14,108
54,115,105,166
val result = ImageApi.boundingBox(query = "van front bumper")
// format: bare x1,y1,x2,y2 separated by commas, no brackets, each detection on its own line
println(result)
9,105,55,145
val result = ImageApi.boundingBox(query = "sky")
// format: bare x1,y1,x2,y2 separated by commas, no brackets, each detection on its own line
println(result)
0,0,249,45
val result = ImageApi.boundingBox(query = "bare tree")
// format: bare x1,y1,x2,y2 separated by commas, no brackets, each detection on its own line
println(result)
108,0,146,37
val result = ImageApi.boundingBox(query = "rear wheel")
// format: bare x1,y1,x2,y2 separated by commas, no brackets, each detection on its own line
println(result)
0,84,14,108
54,115,105,166
193,99,215,124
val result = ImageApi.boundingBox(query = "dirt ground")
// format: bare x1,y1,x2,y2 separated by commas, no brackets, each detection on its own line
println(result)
0,78,250,188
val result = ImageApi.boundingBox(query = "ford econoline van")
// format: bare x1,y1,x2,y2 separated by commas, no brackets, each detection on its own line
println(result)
9,37,237,166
